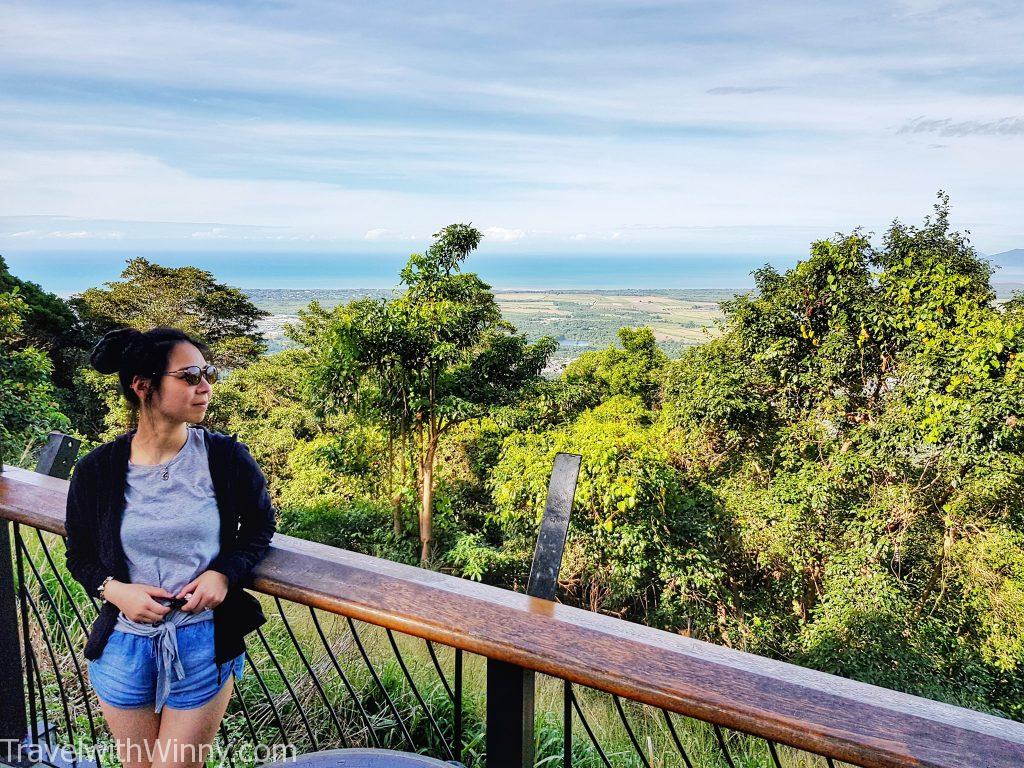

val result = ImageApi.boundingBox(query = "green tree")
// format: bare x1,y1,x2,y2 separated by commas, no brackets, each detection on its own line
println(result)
0,255,83,352
0,288,71,465
0,254,96,433
305,224,557,562
73,256,270,437
204,346,321,483
563,326,667,408
74,256,269,369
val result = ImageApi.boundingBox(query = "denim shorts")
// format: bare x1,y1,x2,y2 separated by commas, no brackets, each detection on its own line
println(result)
87,620,245,711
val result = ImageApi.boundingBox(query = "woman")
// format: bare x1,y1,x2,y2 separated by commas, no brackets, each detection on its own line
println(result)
64,326,276,768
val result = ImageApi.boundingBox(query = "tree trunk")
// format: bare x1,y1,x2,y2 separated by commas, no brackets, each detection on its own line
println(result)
392,494,403,536
392,439,406,536
419,442,436,563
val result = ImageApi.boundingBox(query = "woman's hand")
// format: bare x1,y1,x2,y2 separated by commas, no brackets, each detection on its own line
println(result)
104,581,174,624
176,570,229,613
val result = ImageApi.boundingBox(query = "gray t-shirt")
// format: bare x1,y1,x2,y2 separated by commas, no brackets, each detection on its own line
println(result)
115,426,220,630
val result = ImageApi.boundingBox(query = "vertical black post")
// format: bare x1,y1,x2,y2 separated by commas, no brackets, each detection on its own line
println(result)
34,431,80,480
563,681,572,768
0,439,31,761
486,660,536,768
486,453,581,768
0,518,29,761
526,454,582,601
454,648,463,765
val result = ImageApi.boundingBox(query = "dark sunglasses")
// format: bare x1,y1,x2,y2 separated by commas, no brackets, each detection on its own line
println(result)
164,364,218,385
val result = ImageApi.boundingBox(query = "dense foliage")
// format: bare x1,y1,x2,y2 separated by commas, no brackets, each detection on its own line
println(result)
0,287,71,463
3,195,1021,720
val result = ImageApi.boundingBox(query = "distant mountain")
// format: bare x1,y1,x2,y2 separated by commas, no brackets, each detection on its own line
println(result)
987,250,1024,300
983,249,1024,288
989,249,1024,262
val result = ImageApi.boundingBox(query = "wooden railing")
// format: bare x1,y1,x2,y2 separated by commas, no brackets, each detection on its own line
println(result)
2,459,1024,768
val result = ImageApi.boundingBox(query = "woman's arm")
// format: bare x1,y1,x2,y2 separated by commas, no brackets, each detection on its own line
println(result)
64,457,109,596
207,441,277,590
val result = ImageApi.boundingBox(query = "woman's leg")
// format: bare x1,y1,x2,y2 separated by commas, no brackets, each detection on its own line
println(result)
150,675,233,768
95,699,161,768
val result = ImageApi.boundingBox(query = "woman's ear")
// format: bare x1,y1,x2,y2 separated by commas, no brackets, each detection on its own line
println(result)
130,374,151,399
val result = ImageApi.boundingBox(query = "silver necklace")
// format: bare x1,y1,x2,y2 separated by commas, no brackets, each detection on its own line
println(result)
133,431,186,480
152,451,174,480
133,455,172,479
158,444,181,479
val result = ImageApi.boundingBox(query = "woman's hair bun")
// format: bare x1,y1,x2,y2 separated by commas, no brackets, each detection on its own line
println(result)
90,327,142,374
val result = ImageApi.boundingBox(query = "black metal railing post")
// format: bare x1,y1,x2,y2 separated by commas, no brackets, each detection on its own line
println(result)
486,453,581,768
35,431,81,480
0,515,29,763
1,436,31,766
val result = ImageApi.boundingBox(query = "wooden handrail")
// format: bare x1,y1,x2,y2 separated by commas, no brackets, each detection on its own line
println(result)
3,465,1023,768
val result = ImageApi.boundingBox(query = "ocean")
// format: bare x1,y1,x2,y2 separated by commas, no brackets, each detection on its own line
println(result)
7,250,798,296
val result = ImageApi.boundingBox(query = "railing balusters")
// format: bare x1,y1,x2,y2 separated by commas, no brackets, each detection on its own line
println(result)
35,526,98,626
346,616,416,747
254,625,320,749
425,639,455,701
25,644,53,764
611,695,651,768
243,647,293,748
385,628,455,760
229,669,262,746
272,596,348,746
21,587,75,750
16,530,101,751
568,688,613,768
308,606,381,747
713,724,738,768
217,722,236,768
24,616,43,749
660,710,695,768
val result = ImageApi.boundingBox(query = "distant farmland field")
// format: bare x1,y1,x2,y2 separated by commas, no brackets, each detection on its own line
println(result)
246,288,735,372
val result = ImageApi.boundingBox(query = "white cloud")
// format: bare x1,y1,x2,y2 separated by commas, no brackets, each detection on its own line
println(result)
363,228,419,241
899,117,1024,137
191,227,227,239
482,227,525,242
2,228,124,239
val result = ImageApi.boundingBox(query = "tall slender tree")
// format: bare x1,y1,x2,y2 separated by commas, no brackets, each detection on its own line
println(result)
306,224,556,561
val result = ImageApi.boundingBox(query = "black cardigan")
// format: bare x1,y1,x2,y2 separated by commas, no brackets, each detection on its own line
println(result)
64,425,277,664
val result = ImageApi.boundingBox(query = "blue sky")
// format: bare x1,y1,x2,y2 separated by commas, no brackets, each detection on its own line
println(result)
1,1,1022,291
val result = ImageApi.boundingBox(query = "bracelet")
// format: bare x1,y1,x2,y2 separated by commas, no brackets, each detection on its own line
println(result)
97,575,114,601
